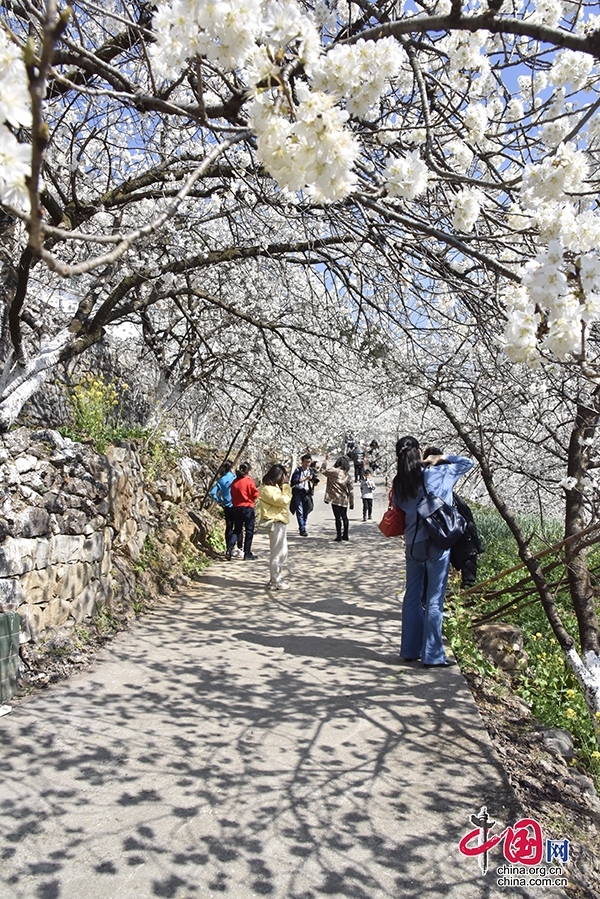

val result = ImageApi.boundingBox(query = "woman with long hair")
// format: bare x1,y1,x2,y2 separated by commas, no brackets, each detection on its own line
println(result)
258,464,292,590
227,462,259,561
323,456,354,542
392,436,473,667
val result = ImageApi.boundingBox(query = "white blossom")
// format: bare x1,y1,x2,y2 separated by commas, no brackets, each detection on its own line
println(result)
249,87,360,202
559,476,578,490
506,99,524,122
503,305,540,363
521,142,588,207
544,315,581,359
580,255,600,295
445,140,474,174
529,0,563,27
312,38,407,119
0,123,30,208
549,50,594,92
540,117,573,149
464,102,488,142
452,187,484,232
384,150,428,200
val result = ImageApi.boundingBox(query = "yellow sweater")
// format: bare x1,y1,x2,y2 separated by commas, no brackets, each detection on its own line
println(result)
258,483,292,524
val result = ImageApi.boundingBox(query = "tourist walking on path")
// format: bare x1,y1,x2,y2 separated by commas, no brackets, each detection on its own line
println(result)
392,436,473,667
227,462,259,561
360,468,376,521
290,454,319,536
351,444,366,482
258,464,292,590
210,460,241,557
366,440,381,473
323,456,354,542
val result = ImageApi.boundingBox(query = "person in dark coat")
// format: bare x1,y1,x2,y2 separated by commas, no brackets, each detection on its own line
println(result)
450,493,484,587
290,453,319,536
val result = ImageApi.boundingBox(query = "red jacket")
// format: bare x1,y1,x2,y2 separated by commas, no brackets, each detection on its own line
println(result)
230,475,259,507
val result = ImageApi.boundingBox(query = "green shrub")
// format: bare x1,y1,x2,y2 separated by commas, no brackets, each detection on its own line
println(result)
206,523,226,553
61,374,147,451
181,539,209,577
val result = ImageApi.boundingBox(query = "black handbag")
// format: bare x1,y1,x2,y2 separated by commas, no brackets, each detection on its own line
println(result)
416,492,466,549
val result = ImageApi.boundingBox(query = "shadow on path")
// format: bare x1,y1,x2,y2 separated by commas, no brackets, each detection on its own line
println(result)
0,485,566,899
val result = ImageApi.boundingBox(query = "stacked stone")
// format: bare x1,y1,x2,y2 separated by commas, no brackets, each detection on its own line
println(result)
0,428,154,642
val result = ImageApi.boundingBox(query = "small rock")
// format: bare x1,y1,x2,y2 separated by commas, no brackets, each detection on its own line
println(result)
541,727,574,761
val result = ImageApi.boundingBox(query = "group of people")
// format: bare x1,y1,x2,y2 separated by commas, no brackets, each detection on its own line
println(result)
210,453,373,589
345,436,381,482
210,437,481,667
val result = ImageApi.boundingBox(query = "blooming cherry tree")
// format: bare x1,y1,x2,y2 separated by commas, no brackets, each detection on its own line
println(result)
1,0,600,737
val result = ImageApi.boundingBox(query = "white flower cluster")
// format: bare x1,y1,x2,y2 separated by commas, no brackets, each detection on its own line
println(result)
151,0,320,77
151,0,411,202
464,102,488,143
549,50,594,92
505,98,524,123
521,142,588,207
384,150,428,200
445,139,474,174
529,0,563,28
503,242,600,362
250,86,360,202
535,203,600,254
0,30,31,209
442,31,490,78
452,187,484,233
311,37,407,119
503,284,540,364
152,0,258,76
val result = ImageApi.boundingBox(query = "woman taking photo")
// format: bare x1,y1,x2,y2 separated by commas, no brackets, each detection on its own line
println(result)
258,464,292,590
323,456,354,542
392,436,473,667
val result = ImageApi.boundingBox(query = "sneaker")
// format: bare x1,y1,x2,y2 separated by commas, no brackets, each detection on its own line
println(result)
300,530,308,537
225,548,232,560
334,537,342,542
233,547,242,558
273,580,290,591
342,535,349,541
244,552,258,560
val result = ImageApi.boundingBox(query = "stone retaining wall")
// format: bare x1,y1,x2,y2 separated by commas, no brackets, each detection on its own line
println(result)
0,428,167,643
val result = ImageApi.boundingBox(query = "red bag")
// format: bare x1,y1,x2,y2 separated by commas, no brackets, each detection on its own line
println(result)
378,495,405,538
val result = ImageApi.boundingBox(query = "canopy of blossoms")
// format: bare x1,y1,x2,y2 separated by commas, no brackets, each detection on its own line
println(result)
1,0,600,372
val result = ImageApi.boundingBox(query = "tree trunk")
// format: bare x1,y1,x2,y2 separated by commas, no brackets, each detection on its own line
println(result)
0,328,73,432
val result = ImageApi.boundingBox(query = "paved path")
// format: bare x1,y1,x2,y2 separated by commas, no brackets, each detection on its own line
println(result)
1,484,568,899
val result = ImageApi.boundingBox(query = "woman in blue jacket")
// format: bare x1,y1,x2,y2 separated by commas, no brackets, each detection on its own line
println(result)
210,461,237,555
392,436,473,667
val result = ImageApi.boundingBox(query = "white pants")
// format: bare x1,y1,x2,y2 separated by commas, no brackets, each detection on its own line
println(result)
269,522,288,585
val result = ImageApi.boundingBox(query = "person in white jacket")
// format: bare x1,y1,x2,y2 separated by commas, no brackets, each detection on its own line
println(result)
258,465,293,591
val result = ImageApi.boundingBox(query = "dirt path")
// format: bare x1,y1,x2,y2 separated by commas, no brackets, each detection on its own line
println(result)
0,483,568,898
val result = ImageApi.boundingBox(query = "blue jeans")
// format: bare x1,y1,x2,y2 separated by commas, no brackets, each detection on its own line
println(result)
295,493,311,533
400,540,450,665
